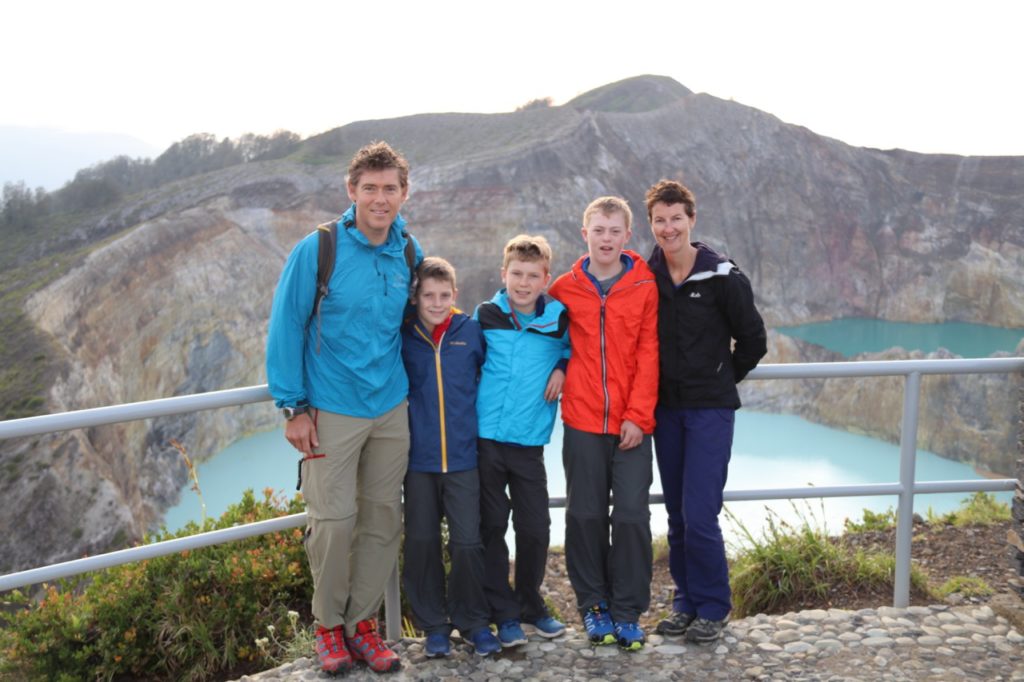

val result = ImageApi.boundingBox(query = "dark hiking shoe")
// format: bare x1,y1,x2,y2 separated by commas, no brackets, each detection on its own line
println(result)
684,616,729,644
655,611,696,637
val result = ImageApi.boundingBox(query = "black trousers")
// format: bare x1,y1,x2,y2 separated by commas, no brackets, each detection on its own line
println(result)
478,438,551,623
402,469,489,635
562,424,653,623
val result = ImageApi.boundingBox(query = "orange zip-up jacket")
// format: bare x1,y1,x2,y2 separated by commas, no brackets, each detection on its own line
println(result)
548,250,659,435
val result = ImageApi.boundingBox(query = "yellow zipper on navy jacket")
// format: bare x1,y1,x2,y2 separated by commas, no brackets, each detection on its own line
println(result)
414,325,448,472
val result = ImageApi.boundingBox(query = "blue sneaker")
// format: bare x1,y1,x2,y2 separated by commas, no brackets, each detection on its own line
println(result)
614,621,646,651
497,619,528,647
469,627,501,656
582,601,615,645
526,615,566,638
424,631,451,657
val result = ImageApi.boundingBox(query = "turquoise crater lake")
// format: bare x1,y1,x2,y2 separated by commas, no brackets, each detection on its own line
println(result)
163,318,1018,549
775,318,1024,358
162,410,1011,551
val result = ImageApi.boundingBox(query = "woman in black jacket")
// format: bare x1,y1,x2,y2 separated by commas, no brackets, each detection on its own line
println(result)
644,180,767,644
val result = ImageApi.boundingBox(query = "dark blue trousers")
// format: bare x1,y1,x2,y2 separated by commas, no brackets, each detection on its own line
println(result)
653,406,734,621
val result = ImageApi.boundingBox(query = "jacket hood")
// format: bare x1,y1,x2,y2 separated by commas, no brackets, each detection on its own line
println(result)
649,242,735,283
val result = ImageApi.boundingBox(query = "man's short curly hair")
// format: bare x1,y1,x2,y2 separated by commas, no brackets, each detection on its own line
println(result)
347,141,410,189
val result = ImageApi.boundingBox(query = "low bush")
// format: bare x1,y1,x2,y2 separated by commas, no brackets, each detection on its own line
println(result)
0,489,312,681
726,502,929,618
927,492,1011,526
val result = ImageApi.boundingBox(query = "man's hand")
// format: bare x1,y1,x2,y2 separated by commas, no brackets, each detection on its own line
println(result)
619,419,643,450
285,413,318,455
544,368,566,402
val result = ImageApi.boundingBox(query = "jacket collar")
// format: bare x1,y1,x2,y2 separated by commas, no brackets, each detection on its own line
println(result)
491,289,549,317
339,204,408,253
649,242,734,283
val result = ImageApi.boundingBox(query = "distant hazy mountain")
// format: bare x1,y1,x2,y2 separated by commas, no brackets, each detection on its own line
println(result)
0,126,159,190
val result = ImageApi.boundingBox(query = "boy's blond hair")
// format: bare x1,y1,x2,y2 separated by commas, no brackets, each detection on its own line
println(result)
502,234,553,271
582,196,633,230
414,256,457,294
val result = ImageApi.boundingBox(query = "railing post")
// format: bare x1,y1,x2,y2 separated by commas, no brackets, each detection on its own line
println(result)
893,370,922,607
385,560,401,641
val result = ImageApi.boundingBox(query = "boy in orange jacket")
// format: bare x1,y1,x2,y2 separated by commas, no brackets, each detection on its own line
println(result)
548,196,659,651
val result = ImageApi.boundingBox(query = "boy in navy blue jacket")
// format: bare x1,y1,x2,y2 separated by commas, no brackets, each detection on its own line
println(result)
401,257,501,658
474,235,571,647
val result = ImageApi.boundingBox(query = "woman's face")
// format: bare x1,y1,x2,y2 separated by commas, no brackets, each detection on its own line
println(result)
650,201,695,255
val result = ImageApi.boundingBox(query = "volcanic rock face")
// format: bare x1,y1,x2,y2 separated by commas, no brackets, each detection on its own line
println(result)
2,75,1022,571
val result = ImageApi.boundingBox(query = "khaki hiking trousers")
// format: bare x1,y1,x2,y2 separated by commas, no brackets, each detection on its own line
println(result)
301,402,409,635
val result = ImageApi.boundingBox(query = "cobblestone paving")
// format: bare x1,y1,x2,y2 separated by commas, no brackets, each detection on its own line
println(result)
233,605,1024,681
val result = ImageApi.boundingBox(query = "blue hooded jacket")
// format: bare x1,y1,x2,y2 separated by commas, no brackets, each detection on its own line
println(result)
402,311,486,473
474,290,570,446
266,205,423,418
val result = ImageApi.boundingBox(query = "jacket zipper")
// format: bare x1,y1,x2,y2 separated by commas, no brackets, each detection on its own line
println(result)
577,271,655,434
599,297,609,432
414,326,448,472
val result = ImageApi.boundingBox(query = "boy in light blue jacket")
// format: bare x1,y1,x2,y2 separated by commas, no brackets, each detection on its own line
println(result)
473,234,571,647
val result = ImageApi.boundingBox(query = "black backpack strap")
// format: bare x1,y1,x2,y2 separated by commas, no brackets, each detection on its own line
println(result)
308,221,338,354
402,229,418,296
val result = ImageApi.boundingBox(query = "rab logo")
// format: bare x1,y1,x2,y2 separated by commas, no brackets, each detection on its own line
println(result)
689,291,702,298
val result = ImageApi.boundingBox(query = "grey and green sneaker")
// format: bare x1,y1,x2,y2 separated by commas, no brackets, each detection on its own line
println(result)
684,616,729,643
655,611,695,637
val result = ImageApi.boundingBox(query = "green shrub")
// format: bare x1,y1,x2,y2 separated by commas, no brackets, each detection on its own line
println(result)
0,489,312,681
936,575,993,598
843,507,897,532
927,492,1011,526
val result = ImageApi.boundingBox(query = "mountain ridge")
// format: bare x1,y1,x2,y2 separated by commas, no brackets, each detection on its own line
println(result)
1,74,1021,573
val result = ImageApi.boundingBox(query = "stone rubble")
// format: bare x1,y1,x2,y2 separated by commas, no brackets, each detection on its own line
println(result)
232,604,1024,681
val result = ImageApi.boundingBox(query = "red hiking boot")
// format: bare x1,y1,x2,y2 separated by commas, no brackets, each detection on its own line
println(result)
346,618,401,673
314,624,353,675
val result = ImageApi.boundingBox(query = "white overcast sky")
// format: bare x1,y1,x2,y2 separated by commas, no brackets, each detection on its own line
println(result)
4,0,1022,157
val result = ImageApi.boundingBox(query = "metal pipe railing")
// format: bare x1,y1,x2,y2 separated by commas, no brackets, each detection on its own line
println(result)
1,357,1021,636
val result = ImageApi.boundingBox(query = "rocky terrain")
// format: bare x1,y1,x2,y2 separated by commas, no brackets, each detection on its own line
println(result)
1,75,1022,573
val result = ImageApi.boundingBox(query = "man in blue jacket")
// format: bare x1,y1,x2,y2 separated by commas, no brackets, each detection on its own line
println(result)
266,141,422,675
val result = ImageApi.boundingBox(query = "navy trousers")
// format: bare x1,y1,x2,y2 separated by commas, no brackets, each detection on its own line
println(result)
653,406,734,621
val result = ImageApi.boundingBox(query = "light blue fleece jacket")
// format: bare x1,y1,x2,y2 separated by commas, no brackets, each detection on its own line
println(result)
266,204,423,418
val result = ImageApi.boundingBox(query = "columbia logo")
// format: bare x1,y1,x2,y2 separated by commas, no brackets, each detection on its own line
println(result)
449,341,467,346
689,292,702,298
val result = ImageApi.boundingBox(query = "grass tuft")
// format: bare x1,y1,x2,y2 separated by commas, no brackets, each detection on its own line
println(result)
725,501,929,618
926,492,1011,526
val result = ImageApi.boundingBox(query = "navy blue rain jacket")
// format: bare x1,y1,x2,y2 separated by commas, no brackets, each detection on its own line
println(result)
402,312,486,473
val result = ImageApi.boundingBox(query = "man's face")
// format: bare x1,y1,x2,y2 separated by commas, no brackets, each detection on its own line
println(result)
414,277,456,331
346,168,408,242
501,258,551,315
649,202,695,255
582,210,631,271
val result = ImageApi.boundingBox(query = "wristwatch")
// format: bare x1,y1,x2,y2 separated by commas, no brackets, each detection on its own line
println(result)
282,405,309,421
